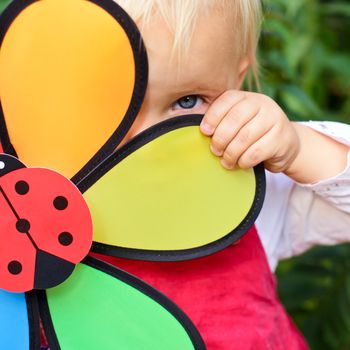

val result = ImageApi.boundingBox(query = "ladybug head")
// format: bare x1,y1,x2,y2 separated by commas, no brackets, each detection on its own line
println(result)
0,153,25,177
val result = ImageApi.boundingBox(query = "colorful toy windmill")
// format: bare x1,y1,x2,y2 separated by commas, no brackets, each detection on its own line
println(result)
0,0,265,349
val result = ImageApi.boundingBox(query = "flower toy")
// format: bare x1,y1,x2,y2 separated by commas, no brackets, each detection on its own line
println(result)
0,0,265,349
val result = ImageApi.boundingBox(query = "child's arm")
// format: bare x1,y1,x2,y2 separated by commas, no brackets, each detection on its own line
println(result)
200,90,349,184
256,161,350,271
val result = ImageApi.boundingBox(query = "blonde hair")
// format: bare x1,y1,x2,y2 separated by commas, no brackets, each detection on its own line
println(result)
116,0,262,87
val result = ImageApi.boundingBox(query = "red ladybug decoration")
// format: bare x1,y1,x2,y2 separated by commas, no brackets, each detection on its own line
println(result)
0,154,92,292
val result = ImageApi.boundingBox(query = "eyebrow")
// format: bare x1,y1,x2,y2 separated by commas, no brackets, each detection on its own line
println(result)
166,84,226,99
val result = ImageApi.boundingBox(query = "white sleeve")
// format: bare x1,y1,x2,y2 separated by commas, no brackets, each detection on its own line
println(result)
256,121,350,271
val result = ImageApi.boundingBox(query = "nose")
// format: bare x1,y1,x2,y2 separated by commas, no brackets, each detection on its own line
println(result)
34,250,75,289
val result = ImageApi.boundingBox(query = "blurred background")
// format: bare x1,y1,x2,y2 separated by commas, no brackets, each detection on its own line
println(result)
0,0,349,349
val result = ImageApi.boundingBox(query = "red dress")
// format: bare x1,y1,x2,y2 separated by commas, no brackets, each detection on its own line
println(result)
98,226,309,349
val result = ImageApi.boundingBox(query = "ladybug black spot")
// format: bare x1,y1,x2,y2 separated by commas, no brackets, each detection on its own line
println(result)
16,219,30,233
58,232,73,246
15,181,29,195
53,196,68,210
8,260,22,275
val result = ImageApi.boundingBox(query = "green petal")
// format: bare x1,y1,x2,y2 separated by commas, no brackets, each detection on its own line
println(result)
39,256,204,350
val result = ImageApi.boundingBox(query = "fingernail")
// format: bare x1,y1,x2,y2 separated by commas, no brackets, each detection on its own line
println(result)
200,122,214,135
210,144,222,156
221,159,234,169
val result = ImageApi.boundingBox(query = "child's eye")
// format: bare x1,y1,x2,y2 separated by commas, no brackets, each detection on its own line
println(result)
172,95,204,110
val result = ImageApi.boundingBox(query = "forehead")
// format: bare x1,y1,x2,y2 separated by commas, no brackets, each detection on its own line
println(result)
140,10,239,94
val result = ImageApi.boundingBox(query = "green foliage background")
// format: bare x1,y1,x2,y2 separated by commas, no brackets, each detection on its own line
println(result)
259,0,350,124
0,0,349,349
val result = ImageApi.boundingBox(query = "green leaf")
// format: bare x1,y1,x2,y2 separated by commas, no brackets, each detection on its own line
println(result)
321,2,350,17
278,84,324,120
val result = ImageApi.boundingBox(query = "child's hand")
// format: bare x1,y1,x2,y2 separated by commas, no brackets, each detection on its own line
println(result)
200,90,300,173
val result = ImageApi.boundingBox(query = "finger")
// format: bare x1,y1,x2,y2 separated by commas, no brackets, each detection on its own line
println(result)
235,125,280,169
200,90,246,135
210,98,260,156
221,114,274,169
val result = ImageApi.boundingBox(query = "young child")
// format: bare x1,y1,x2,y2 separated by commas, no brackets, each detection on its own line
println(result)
102,0,350,348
